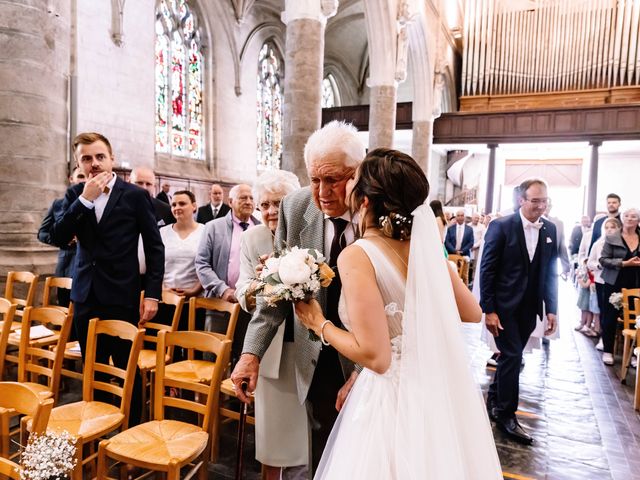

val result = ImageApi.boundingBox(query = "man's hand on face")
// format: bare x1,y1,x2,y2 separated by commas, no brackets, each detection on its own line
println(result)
81,171,111,202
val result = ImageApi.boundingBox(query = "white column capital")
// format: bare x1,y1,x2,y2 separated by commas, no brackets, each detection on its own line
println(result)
281,0,338,26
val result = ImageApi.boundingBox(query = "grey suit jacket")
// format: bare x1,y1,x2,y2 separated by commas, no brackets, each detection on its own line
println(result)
242,187,355,404
600,229,640,285
195,212,260,298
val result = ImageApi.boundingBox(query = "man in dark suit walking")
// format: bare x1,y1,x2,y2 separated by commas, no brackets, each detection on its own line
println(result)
444,209,474,257
480,178,558,445
196,183,230,224
51,132,164,425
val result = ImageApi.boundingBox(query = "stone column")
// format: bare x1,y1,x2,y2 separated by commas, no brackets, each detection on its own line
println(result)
484,144,498,214
369,85,397,149
411,119,432,174
0,1,71,277
280,0,337,184
587,141,601,219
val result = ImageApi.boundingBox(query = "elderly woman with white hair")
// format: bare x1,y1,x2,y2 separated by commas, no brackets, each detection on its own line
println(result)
235,169,307,479
599,207,640,365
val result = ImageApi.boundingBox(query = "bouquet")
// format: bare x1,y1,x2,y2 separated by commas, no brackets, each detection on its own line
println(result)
19,431,77,480
609,291,623,311
253,246,335,307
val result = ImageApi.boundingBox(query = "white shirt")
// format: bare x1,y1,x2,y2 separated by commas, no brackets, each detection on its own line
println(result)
323,212,358,257
160,223,205,289
78,173,117,223
519,209,542,261
471,223,486,248
455,224,465,251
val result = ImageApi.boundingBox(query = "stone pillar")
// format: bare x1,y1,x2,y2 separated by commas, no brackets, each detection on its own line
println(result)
485,144,498,214
369,85,397,149
411,119,432,173
280,0,337,184
587,141,601,219
0,1,71,277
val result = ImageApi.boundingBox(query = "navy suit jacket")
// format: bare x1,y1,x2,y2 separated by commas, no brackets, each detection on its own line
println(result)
444,223,474,257
50,177,164,307
479,213,558,319
38,198,77,278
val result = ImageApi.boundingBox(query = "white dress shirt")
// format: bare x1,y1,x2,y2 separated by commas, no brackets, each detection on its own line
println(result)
78,173,117,223
519,209,542,261
323,212,358,255
455,224,465,251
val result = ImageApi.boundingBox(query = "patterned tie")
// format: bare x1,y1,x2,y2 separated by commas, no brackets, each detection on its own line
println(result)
212,206,218,218
239,221,250,231
327,218,349,325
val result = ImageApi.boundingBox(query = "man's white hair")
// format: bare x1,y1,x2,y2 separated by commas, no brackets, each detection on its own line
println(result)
229,183,251,200
303,120,366,169
253,169,301,203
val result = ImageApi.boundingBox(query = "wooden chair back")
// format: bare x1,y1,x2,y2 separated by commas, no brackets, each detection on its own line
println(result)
187,297,239,359
0,381,53,458
42,276,73,314
447,254,469,285
621,288,640,330
139,290,185,355
4,272,38,314
17,307,72,403
0,456,20,479
154,331,230,432
0,300,17,380
83,319,144,428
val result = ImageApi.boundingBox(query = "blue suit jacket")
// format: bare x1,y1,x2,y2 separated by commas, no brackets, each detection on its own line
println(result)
38,198,78,278
50,177,164,307
479,213,558,319
444,223,475,257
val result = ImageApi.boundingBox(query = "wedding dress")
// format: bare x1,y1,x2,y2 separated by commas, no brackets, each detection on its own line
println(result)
315,205,503,479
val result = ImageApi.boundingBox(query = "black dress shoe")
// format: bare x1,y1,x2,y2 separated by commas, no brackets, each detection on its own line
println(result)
496,417,534,445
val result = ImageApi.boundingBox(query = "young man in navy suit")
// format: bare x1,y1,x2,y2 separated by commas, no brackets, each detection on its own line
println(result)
480,178,558,445
51,132,164,425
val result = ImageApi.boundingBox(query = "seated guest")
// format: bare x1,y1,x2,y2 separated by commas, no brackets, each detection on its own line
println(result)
600,208,640,366
195,184,260,362
158,191,205,358
445,209,474,257
235,170,307,480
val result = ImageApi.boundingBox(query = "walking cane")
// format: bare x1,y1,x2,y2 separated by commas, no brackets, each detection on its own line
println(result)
235,380,249,480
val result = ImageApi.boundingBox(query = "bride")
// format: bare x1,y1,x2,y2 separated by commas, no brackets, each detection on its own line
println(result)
295,148,503,479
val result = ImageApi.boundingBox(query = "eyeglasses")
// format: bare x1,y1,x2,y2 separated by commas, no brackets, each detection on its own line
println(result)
310,170,354,189
524,197,549,205
259,200,281,210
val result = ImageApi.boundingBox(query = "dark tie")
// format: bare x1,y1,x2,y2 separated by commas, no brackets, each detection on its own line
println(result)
327,218,349,325
239,221,249,231
212,207,218,218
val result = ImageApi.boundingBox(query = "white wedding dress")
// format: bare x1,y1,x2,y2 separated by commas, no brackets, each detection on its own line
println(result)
315,205,503,479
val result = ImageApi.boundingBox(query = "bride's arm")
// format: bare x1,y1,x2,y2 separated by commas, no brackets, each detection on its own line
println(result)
447,265,482,323
296,245,392,374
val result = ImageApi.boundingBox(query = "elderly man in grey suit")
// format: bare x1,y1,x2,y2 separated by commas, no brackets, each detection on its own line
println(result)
195,183,259,361
231,121,366,475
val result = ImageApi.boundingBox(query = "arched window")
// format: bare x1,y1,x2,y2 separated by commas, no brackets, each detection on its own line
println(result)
322,74,340,108
256,43,283,170
155,0,204,159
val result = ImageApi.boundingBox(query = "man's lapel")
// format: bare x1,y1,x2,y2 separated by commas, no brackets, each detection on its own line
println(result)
99,177,123,225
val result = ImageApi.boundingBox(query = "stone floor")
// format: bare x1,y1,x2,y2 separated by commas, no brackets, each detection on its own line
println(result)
50,279,640,479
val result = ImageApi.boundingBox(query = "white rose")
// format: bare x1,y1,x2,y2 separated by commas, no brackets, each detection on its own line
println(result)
264,257,280,275
279,249,313,285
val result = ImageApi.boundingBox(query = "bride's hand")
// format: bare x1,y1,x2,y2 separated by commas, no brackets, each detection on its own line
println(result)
294,299,324,334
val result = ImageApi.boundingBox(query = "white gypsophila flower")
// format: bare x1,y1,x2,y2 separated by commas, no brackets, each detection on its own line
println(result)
19,431,77,480
308,278,321,292
278,248,313,285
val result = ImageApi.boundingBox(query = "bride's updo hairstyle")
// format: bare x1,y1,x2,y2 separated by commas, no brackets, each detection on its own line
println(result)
350,148,429,240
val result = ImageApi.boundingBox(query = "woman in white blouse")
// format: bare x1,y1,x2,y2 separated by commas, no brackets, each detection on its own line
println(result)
235,170,308,480
158,190,205,346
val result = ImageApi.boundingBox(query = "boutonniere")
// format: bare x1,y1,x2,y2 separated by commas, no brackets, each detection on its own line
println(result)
546,237,553,243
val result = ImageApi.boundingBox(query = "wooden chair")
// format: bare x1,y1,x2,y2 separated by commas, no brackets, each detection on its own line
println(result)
97,331,231,480
211,377,255,462
31,319,144,480
138,290,185,421
0,456,20,479
42,276,73,314
17,307,72,403
447,254,470,286
4,272,39,318
619,288,640,382
0,299,17,380
0,381,53,460
164,297,240,384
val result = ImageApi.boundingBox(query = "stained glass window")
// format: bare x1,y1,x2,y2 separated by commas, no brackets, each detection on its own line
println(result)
322,74,339,108
257,43,283,170
155,0,204,159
